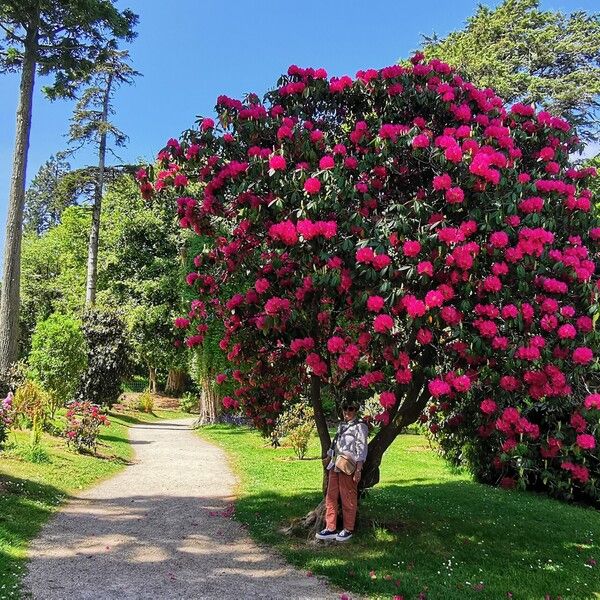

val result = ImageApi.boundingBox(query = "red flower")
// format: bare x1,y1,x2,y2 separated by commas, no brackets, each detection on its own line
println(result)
480,399,497,414
304,177,321,194
269,155,287,170
576,433,596,450
573,347,593,365
373,314,394,333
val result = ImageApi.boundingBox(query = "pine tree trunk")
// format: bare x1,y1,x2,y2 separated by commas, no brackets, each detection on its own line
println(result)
85,74,113,306
0,15,40,376
165,368,186,395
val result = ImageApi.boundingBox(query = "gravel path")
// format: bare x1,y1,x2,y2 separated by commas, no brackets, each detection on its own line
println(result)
24,418,342,600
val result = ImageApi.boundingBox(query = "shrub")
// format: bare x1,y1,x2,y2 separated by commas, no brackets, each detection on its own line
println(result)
0,393,14,450
142,57,600,502
273,403,315,459
76,309,132,407
179,392,198,413
137,389,154,413
28,313,87,417
65,400,110,453
13,380,51,446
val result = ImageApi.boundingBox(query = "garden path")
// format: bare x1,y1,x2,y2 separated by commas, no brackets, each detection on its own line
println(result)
24,418,340,599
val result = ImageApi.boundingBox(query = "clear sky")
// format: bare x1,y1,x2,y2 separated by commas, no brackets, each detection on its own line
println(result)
0,0,598,266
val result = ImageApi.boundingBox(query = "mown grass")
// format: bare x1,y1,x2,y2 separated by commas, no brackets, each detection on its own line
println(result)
0,407,186,600
200,425,600,600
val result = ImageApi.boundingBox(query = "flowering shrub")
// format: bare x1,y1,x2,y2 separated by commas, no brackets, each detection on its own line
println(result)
65,401,110,454
0,392,14,449
140,55,599,502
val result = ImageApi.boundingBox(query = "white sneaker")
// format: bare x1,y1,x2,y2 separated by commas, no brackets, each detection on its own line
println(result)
335,529,353,542
315,528,338,540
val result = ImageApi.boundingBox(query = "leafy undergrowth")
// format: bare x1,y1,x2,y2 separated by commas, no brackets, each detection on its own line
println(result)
0,409,187,600
199,425,600,600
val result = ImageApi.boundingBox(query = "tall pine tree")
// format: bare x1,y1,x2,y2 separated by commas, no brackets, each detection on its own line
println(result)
0,0,137,379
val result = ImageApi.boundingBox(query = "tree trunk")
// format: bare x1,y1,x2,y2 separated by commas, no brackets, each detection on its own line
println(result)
165,368,186,395
309,374,330,459
0,14,40,376
85,73,113,306
197,380,219,425
148,367,157,393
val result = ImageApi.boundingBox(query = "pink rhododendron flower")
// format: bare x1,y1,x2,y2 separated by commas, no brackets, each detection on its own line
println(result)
480,399,497,414
425,290,444,308
373,314,394,333
255,278,269,294
356,247,375,264
367,295,385,312
372,254,391,270
428,379,451,397
577,433,596,450
585,394,600,410
452,375,471,392
490,231,509,248
412,133,430,148
416,328,433,344
573,347,593,365
319,155,335,170
445,186,464,204
402,240,421,257
269,155,287,170
304,177,321,194
379,391,396,409
417,261,433,276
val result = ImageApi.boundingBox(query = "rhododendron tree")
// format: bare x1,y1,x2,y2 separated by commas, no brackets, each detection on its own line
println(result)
140,55,600,503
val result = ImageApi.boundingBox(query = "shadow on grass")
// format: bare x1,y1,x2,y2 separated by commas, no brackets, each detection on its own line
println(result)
107,412,148,426
231,480,600,599
0,475,66,594
99,434,152,446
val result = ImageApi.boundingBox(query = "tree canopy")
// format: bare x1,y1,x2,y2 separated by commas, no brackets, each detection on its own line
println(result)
141,56,600,501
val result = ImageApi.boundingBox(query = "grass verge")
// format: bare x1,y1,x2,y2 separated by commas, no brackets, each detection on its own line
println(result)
199,424,600,600
0,408,186,600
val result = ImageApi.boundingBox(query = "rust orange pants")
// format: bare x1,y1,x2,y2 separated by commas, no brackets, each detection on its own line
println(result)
325,469,358,532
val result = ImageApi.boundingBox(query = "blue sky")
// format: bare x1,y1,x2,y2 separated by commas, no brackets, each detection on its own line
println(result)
0,0,598,266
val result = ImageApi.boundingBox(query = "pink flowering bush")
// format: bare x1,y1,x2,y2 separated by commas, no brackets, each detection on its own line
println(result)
0,392,13,449
65,401,110,454
140,55,600,501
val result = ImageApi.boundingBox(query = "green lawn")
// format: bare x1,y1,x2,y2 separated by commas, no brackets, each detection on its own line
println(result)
199,425,600,600
0,407,188,600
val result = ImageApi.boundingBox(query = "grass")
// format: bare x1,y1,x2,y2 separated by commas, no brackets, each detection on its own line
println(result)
199,425,600,600
0,407,188,600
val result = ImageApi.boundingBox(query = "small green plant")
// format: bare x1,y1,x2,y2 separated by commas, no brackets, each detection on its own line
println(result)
179,392,198,414
138,389,154,413
273,402,315,459
17,443,50,463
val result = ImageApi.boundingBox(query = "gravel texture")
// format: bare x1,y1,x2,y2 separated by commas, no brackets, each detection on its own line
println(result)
23,418,342,600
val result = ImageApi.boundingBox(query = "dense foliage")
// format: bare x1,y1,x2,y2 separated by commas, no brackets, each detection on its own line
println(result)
141,54,600,501
76,309,131,407
28,313,86,415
